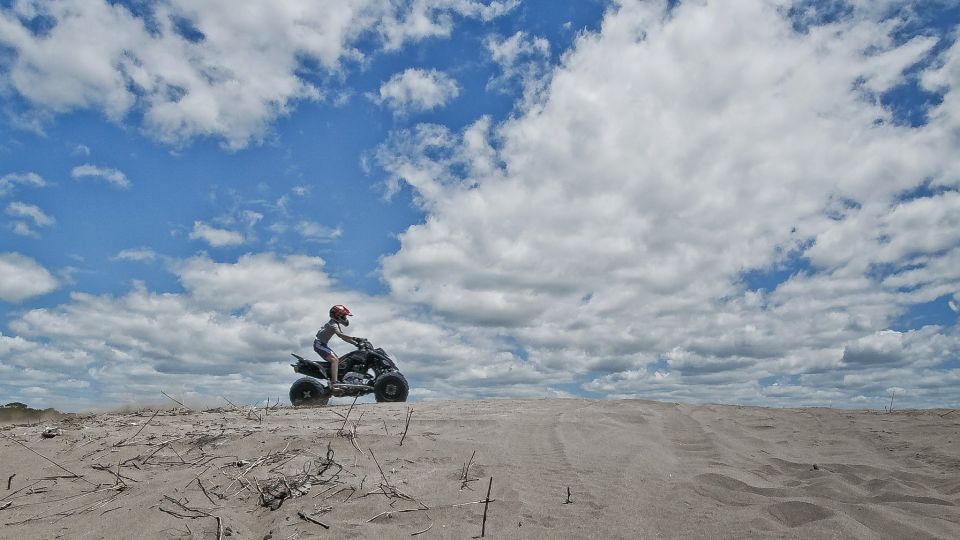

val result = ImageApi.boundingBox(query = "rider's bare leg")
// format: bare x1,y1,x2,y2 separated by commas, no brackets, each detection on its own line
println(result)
320,350,341,385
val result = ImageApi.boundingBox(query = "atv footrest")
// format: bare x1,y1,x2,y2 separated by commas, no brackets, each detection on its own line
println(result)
330,383,371,397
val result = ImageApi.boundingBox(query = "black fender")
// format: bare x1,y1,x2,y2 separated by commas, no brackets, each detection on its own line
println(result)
290,353,329,380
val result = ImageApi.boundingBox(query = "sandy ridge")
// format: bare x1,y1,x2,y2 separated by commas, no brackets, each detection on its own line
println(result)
1,399,958,539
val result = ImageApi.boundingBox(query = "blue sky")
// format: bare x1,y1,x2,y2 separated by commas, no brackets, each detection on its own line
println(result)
1,0,959,411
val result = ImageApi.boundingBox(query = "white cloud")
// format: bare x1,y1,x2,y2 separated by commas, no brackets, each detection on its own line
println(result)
378,0,519,50
71,164,131,188
113,248,160,263
0,252,58,303
188,221,245,247
0,0,516,149
2,1,959,410
296,221,342,242
372,0,960,406
5,201,54,236
71,144,91,157
11,222,34,237
485,31,551,105
0,171,46,196
6,201,54,227
374,68,460,115
240,210,264,227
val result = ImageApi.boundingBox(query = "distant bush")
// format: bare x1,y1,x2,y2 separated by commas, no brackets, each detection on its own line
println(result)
2,402,29,409
0,402,64,424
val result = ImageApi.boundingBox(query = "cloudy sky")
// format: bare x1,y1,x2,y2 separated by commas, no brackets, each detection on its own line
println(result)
1,0,959,412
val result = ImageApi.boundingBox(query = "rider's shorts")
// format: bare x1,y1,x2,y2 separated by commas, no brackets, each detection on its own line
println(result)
314,340,335,358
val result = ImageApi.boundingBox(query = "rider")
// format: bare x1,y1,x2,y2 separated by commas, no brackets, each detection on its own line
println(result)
315,304,359,389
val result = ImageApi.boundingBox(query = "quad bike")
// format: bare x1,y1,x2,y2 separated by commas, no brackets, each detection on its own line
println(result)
288,338,409,406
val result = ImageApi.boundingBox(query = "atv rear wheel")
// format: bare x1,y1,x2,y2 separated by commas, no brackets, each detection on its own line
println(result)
289,377,330,406
373,372,409,402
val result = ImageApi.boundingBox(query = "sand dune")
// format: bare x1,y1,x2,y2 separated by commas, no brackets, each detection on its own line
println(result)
1,399,958,539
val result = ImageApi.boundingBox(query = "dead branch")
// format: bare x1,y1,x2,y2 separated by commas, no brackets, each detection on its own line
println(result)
268,450,304,473
138,437,185,465
297,510,330,529
162,495,207,516
338,395,360,435
91,464,137,483
114,459,123,487
6,485,126,524
115,408,161,446
400,407,413,446
411,523,433,536
481,477,493,537
159,506,197,520
941,409,957,418
195,477,221,506
1,479,44,503
366,498,496,522
73,490,124,516
170,445,187,464
564,486,572,504
369,448,391,490
347,425,364,454
159,496,224,539
228,478,253,498
184,464,215,489
6,473,15,491
0,431,95,486
460,450,477,490
161,390,191,410
257,444,342,510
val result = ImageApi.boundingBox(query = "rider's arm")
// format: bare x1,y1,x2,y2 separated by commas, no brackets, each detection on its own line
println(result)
334,328,357,345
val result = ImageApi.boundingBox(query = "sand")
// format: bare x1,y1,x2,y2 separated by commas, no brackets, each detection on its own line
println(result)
1,399,958,539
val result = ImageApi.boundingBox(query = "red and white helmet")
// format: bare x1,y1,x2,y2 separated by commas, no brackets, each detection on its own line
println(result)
329,304,352,326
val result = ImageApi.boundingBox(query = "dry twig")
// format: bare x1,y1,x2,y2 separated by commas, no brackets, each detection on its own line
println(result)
1,479,44,503
347,425,364,454
297,510,330,529
258,444,342,510
460,450,477,490
400,408,414,446
481,477,493,537
195,477,221,506
161,391,191,410
0,432,94,486
338,395,360,435
366,498,495,522
411,523,433,536
115,408,161,446
159,494,223,540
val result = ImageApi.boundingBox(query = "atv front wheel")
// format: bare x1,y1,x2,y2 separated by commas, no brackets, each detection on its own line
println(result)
373,372,409,402
289,377,330,406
